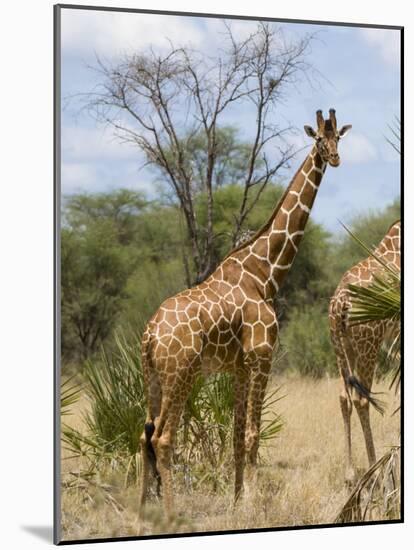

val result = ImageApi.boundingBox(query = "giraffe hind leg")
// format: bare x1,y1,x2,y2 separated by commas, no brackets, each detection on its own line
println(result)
341,334,381,470
352,358,378,468
139,339,162,513
151,364,198,519
339,380,355,485
331,327,356,484
139,418,162,511
145,422,161,494
233,368,249,504
244,358,272,498
354,396,377,467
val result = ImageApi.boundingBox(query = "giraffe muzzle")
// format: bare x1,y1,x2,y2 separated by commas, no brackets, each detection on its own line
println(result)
329,154,340,167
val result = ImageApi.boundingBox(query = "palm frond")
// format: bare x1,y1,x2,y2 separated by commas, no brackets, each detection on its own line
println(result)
348,273,400,325
259,385,285,442
334,446,400,523
61,375,82,416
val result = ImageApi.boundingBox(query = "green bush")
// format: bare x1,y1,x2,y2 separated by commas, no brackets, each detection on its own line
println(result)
280,304,336,378
62,332,146,485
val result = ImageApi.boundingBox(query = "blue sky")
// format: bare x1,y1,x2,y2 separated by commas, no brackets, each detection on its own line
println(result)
60,8,401,233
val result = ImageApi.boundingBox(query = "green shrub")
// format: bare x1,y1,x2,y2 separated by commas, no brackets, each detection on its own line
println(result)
62,332,146,485
280,304,336,378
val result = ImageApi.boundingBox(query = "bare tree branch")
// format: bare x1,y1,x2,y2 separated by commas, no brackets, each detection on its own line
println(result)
83,21,315,283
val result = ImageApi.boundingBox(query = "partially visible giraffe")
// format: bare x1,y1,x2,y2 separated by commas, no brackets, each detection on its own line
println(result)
139,109,352,517
329,220,401,483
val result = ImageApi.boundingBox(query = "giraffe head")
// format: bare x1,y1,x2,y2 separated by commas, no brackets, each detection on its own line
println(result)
304,109,352,167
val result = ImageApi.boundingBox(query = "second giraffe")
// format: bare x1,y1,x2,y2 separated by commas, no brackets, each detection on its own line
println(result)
329,220,400,483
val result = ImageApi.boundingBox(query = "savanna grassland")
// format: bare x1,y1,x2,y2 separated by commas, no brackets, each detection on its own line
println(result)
60,375,400,542
59,189,401,542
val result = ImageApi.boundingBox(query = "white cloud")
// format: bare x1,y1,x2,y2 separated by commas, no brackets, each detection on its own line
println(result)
287,130,311,151
340,132,377,164
359,28,400,66
61,9,203,57
61,9,290,61
62,125,139,162
203,17,260,44
61,162,98,194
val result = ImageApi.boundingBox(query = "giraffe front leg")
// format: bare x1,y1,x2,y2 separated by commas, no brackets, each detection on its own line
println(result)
241,302,277,497
233,368,249,504
244,355,272,496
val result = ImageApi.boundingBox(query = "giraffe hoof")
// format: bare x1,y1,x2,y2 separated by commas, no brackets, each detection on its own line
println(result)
344,468,357,488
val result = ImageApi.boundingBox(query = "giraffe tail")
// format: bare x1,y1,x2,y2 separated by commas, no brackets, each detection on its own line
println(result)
144,421,161,494
141,332,162,492
346,375,386,416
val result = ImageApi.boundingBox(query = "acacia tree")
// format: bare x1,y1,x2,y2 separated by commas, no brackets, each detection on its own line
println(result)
87,22,314,284
61,191,147,361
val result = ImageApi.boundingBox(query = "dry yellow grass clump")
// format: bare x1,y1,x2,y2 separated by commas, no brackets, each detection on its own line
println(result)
60,375,400,542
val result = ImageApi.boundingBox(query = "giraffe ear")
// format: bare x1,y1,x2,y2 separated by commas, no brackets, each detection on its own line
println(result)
304,125,317,138
338,124,352,137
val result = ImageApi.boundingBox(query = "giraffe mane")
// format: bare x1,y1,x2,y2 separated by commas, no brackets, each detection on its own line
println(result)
385,218,401,233
223,156,309,260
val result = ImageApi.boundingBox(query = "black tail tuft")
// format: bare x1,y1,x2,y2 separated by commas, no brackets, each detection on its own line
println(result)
144,422,161,495
347,376,386,415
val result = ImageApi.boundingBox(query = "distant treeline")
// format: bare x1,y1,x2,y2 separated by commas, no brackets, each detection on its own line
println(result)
61,185,399,378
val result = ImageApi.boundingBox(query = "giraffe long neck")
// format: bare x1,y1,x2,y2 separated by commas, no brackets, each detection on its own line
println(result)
374,221,401,269
240,146,327,297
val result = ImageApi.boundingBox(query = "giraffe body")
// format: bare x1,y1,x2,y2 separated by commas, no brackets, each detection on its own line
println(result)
329,221,400,481
139,109,352,517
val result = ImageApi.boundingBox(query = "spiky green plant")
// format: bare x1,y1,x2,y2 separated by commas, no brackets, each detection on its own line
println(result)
82,332,146,458
175,372,284,491
177,373,283,468
61,376,82,416
62,332,145,485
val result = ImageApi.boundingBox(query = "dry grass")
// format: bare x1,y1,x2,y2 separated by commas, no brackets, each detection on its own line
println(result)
60,375,400,542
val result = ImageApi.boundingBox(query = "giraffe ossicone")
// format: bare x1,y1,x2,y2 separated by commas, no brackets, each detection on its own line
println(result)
329,220,401,483
139,109,352,518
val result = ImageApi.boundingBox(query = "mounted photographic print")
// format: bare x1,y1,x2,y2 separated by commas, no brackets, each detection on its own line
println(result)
54,4,403,545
